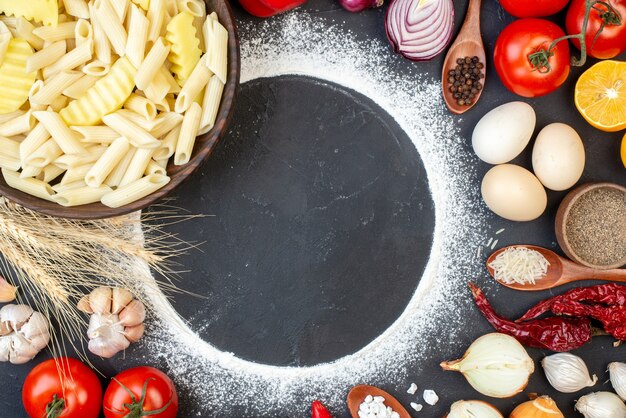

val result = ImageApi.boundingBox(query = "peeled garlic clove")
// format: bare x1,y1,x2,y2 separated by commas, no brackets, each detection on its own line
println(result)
610,362,626,401
542,353,597,393
77,295,93,314
510,396,564,418
0,277,17,302
441,333,534,398
111,288,133,314
89,286,112,314
119,300,145,327
124,323,145,343
575,392,626,418
445,400,503,418
0,304,33,330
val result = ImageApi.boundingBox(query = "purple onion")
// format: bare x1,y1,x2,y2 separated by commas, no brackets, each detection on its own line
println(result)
338,0,384,13
385,0,454,61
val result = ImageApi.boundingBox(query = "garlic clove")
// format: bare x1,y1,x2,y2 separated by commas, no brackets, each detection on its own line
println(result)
609,362,626,401
19,312,49,340
89,286,112,314
441,333,534,398
88,337,124,359
0,277,17,302
111,288,133,314
542,353,597,393
0,304,33,331
510,396,564,418
77,295,93,314
445,400,503,418
0,320,11,336
124,323,145,343
10,333,40,364
0,336,9,362
119,300,145,327
575,391,626,418
86,312,130,358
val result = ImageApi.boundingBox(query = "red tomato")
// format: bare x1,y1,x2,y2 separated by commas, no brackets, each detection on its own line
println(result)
494,19,571,98
22,358,102,418
498,0,570,17
566,0,626,59
238,0,307,17
103,366,178,418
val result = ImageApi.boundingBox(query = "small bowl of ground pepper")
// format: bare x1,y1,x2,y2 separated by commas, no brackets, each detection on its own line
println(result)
556,182,626,270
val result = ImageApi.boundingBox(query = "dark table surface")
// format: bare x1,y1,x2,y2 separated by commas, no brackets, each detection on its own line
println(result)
1,0,626,417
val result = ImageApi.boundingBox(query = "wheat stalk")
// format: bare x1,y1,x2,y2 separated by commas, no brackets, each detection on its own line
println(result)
0,198,194,359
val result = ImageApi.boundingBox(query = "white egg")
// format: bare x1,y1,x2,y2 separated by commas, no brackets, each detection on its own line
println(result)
481,164,547,222
472,102,536,164
532,123,585,191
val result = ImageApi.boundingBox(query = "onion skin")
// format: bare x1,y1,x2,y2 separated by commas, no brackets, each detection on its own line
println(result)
385,0,455,61
339,0,383,12
510,396,565,418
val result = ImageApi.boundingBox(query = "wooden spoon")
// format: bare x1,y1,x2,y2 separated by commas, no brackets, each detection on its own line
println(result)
347,385,411,418
487,245,626,291
441,0,485,114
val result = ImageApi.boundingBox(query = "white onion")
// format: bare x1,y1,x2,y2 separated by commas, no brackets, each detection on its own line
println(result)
385,0,454,61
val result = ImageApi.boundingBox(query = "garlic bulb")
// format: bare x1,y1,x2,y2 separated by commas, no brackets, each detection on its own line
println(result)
440,333,534,398
510,396,564,418
445,400,503,418
575,392,626,418
609,363,626,401
79,287,146,358
542,353,597,393
0,276,17,302
0,304,50,364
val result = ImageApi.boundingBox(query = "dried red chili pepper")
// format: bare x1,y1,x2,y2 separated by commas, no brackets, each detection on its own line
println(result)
469,282,592,352
517,283,626,322
312,400,332,418
550,300,626,340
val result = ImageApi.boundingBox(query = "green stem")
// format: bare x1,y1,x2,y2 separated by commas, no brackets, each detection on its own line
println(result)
45,394,65,418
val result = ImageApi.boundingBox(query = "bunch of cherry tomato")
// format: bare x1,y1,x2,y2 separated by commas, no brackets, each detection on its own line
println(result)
494,0,626,97
21,358,178,418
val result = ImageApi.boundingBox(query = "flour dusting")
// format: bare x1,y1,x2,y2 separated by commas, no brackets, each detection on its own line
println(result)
133,12,488,416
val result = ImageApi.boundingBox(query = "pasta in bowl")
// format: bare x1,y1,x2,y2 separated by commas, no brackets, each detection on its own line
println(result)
0,0,239,218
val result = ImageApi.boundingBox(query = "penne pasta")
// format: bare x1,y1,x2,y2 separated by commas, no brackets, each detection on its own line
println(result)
203,17,228,84
0,110,24,125
82,60,110,76
33,111,87,155
143,69,171,103
63,0,90,19
110,0,130,21
175,55,211,113
147,0,165,42
85,136,130,187
60,163,93,185
198,74,224,134
50,95,70,113
20,165,43,179
150,111,183,138
120,147,154,186
153,124,180,160
93,0,128,56
42,39,93,78
0,111,34,137
89,2,112,64
24,139,63,168
145,159,167,176
2,168,55,201
0,136,20,159
105,147,135,187
102,112,161,149
62,74,100,99
26,40,66,73
125,4,149,68
0,21,12,67
15,18,44,51
53,184,112,206
54,145,107,169
20,123,50,164
174,101,201,165
135,37,170,90
32,22,78,43
31,71,83,106
101,173,170,208
0,16,17,29
52,180,86,193
124,94,157,120
74,19,93,47
42,164,66,183
70,125,119,144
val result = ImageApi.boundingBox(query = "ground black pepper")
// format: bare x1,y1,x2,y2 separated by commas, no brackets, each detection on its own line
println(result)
446,56,484,106
565,187,626,266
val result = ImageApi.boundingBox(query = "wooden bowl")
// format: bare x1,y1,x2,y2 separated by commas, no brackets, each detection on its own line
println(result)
0,0,240,219
555,182,626,270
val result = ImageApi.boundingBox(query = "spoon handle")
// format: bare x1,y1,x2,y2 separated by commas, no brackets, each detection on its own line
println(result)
563,257,626,281
460,0,482,39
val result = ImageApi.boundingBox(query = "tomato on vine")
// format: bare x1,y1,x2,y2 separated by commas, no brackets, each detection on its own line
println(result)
494,19,571,97
566,0,626,59
22,358,103,418
103,366,178,418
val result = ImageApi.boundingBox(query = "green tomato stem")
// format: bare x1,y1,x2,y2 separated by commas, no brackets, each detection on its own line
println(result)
45,394,65,418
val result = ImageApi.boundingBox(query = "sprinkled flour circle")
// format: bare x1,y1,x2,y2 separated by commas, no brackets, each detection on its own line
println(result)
137,13,488,416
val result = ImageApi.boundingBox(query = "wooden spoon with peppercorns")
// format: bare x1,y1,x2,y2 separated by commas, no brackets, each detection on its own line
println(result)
441,0,485,114
487,245,626,291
